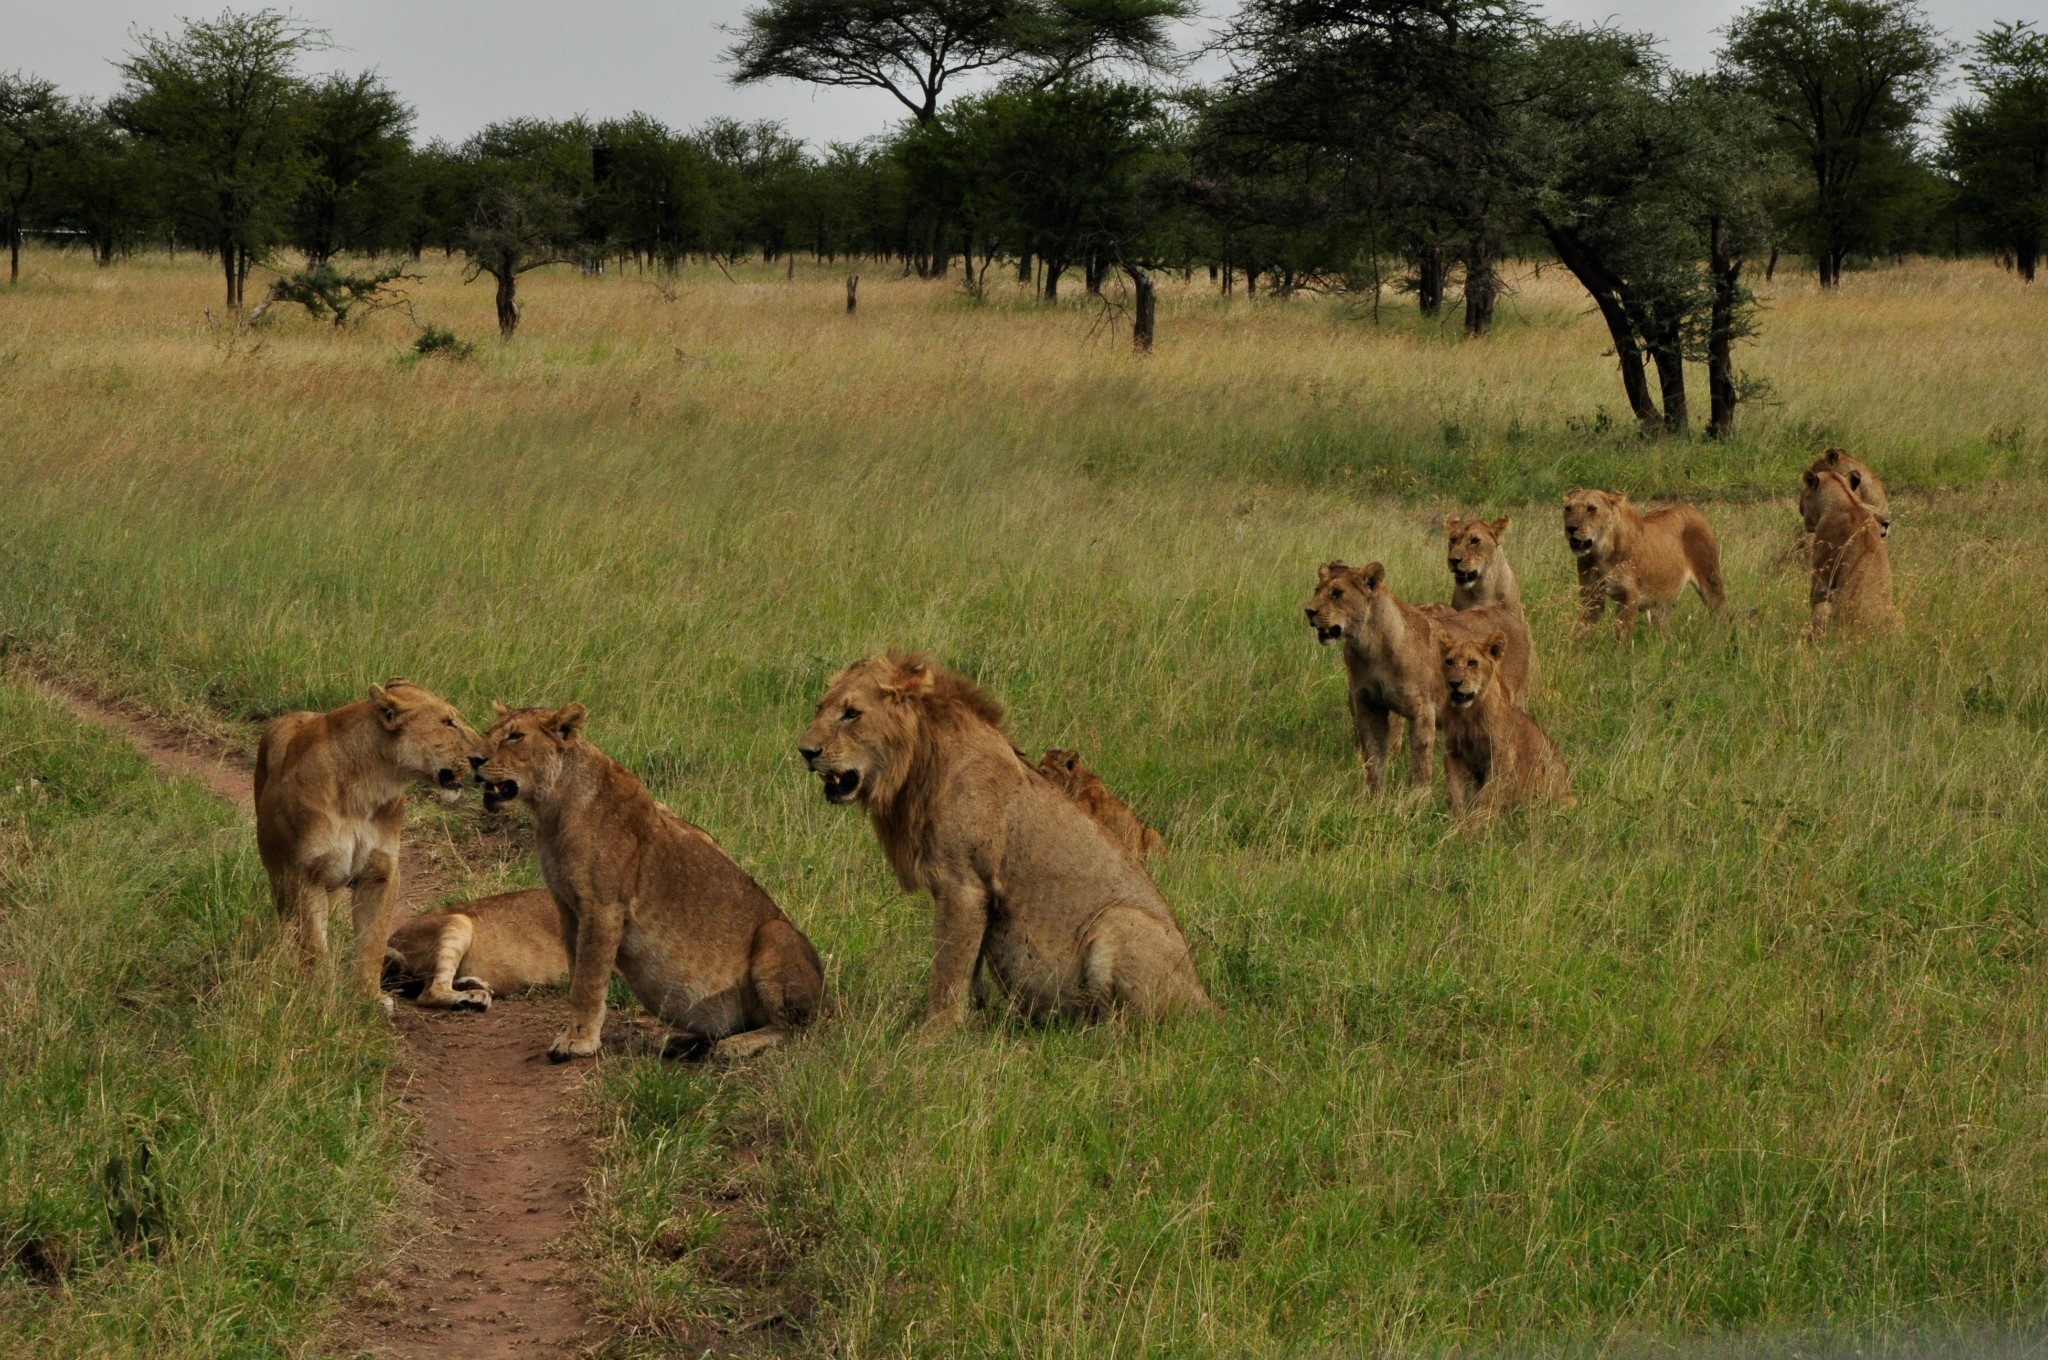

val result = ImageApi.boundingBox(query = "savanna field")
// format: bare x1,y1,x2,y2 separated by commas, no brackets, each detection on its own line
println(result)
3,248,2048,1356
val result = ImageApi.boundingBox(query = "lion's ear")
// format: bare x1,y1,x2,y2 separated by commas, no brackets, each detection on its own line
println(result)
552,703,588,741
1443,516,1460,534
1802,470,1819,490
1847,470,1862,490
879,659,935,701
1485,631,1506,660
492,699,512,719
368,683,405,731
1317,560,1348,583
1490,516,1511,540
1361,562,1386,590
1824,447,1845,467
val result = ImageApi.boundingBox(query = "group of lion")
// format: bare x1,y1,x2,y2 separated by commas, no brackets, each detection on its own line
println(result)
1301,446,1898,815
249,448,1894,1054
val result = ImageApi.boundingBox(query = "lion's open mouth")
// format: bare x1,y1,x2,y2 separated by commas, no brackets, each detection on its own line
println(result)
820,769,862,804
1314,624,1342,644
1452,568,1480,585
436,768,464,792
1449,688,1477,706
1567,535,1593,554
481,778,519,811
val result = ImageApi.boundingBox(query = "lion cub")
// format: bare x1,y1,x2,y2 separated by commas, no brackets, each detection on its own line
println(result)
1444,516,1523,614
1304,561,1532,790
478,702,824,1061
800,655,1213,1028
1439,633,1572,817
1037,748,1166,862
383,889,571,1011
1561,489,1724,634
1800,466,1900,637
255,679,483,1005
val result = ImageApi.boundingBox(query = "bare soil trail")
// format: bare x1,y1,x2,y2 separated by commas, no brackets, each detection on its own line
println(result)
27,671,600,1358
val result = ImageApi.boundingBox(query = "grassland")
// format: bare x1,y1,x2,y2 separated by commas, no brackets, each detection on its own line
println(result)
0,673,404,1356
2,248,2046,1356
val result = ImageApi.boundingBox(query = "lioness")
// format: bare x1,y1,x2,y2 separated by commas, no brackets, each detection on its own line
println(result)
1036,748,1166,862
1444,516,1524,614
477,702,824,1061
254,679,483,1003
1304,561,1532,790
1561,490,1724,634
1806,448,1891,538
1800,466,1900,636
382,889,571,1011
1440,632,1573,817
800,655,1213,1028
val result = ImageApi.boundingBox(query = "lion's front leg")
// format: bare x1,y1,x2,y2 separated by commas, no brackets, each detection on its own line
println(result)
1352,697,1393,792
1574,562,1607,629
348,848,401,1004
1405,703,1437,791
415,914,490,1011
924,879,990,1032
551,902,624,1061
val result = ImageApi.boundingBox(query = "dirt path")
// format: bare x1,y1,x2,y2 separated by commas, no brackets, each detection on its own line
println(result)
29,672,599,1358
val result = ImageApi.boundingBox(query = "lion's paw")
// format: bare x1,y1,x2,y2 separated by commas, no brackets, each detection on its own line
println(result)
547,1032,601,1063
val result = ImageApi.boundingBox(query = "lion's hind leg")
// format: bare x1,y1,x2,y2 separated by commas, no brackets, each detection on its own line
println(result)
414,914,491,1011
706,917,827,1060
1082,907,1218,1021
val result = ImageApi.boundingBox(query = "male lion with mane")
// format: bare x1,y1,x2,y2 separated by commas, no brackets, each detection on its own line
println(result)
800,655,1213,1029
477,701,824,1061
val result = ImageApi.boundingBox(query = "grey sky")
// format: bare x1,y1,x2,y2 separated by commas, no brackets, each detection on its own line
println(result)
10,1,2023,149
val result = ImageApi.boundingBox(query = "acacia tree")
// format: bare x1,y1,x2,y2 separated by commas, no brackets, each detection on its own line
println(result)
458,119,590,336
1943,21,2048,281
292,71,414,264
113,10,318,307
1720,0,1951,287
0,73,69,284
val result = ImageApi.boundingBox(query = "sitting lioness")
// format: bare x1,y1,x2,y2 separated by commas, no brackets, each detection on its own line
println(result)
477,702,824,1061
1439,633,1573,817
800,655,1213,1028
255,679,483,1004
1561,490,1724,634
1304,561,1532,790
382,888,571,1011
1806,448,1891,538
1800,466,1900,637
1444,516,1523,614
1037,748,1166,862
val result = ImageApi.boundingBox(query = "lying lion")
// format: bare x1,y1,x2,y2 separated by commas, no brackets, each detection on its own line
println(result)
1800,466,1900,637
1440,632,1573,817
255,679,483,1005
1304,561,1532,791
1561,490,1724,634
1036,748,1166,862
800,655,1213,1028
382,888,571,1010
478,702,825,1061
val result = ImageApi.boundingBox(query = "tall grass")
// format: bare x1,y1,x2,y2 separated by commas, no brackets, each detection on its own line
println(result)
2,248,2046,1354
0,674,404,1356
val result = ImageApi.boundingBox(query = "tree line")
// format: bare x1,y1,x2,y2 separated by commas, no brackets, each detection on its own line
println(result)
2,2,2044,437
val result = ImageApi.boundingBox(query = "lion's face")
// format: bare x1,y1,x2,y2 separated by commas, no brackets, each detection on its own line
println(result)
1037,747,1082,791
477,701,588,812
1561,491,1614,558
1440,632,1507,708
1304,561,1386,645
1818,448,1891,537
798,660,920,806
370,681,484,805
1446,516,1510,590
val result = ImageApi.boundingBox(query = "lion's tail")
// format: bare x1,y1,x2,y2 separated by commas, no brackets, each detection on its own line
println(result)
1683,512,1725,612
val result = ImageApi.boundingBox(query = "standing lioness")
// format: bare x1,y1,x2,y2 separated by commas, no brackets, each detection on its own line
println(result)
800,655,1213,1028
255,679,483,1003
477,702,824,1061
1562,490,1724,634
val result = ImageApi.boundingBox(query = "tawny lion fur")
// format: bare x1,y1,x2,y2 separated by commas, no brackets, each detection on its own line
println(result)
1800,466,1901,637
1304,561,1532,791
1444,515,1525,615
478,702,824,1062
1439,631,1573,817
1561,490,1725,634
800,655,1213,1028
255,679,483,1005
383,889,572,1011
1036,748,1166,862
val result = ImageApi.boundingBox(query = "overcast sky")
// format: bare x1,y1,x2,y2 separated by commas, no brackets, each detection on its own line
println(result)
11,1,2020,148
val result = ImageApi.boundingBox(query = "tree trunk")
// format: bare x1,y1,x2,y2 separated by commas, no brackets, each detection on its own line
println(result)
1765,246,1778,282
1462,235,1498,338
846,273,858,313
494,266,520,336
7,214,18,284
1085,253,1106,296
1538,217,1659,430
1017,251,1032,283
1044,260,1064,302
1127,265,1155,352
1648,330,1688,435
221,238,237,309
1707,217,1741,441
1415,244,1443,318
2018,239,2038,284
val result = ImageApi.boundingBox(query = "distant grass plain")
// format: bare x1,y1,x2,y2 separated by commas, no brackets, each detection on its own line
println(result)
2,249,2047,1356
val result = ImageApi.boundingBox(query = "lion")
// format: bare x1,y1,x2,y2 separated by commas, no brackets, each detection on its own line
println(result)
477,702,824,1061
382,889,571,1011
1439,632,1573,817
255,679,483,1005
1561,490,1724,634
1444,516,1524,614
1806,448,1891,538
1800,466,1900,637
1036,748,1166,862
1304,561,1532,790
799,655,1213,1028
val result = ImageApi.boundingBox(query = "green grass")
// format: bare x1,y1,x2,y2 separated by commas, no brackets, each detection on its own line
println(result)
2,249,2047,1355
0,674,404,1357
